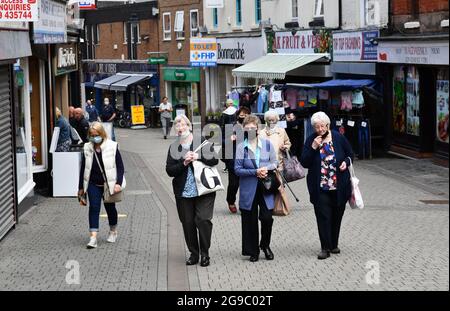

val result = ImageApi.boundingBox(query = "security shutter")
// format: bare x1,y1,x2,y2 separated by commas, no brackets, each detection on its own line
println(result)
0,65,16,240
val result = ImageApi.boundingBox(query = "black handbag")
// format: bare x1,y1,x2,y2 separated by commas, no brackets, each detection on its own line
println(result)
260,170,281,194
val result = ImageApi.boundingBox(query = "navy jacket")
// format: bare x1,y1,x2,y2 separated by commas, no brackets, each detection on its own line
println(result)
300,130,354,207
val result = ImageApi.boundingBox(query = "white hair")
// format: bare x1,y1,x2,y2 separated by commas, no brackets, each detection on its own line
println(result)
264,110,279,122
174,114,192,130
310,111,331,127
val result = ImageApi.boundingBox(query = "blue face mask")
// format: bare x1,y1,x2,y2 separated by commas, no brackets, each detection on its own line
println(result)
90,136,103,144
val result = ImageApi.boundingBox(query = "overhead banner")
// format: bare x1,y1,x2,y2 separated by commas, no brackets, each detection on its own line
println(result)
332,30,379,62
0,0,39,22
273,30,332,54
217,36,264,65
190,38,217,67
33,0,67,44
378,41,449,65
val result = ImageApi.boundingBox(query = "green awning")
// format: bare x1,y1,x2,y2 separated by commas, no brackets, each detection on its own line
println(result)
232,53,329,80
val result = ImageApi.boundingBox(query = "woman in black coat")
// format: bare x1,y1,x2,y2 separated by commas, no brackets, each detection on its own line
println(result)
166,115,219,267
300,111,354,260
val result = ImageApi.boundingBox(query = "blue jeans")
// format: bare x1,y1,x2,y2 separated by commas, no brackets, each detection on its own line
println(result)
87,183,118,232
358,122,370,160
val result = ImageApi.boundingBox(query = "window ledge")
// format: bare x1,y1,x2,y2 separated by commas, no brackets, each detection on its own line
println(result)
250,24,261,30
232,26,243,31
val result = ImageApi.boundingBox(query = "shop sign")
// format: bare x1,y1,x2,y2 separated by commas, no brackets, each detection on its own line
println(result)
217,37,264,65
131,105,145,125
163,67,200,82
78,0,96,10
436,80,449,143
33,0,67,44
378,41,449,65
273,30,332,54
0,21,28,30
190,38,217,67
54,44,77,76
0,0,38,22
332,30,379,62
205,0,223,8
83,61,156,75
148,57,167,65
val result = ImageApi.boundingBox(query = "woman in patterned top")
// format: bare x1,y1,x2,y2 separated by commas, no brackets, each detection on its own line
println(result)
165,115,218,267
301,111,354,260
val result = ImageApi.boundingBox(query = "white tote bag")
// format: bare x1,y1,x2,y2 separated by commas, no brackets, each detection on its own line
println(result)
347,157,364,209
192,141,224,196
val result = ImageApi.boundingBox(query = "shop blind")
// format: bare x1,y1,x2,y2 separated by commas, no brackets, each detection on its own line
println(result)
0,65,16,240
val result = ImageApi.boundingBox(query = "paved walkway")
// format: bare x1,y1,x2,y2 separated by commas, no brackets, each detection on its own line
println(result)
0,128,448,291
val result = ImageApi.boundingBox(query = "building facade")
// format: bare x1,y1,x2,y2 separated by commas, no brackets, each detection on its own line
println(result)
378,0,449,164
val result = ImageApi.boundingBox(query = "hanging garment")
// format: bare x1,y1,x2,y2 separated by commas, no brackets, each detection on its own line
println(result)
230,90,240,107
285,88,299,110
340,91,353,111
319,89,329,100
352,90,365,106
257,87,269,113
358,119,371,160
307,89,318,106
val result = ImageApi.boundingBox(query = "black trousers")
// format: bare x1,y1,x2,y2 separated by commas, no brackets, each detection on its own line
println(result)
176,192,216,259
241,185,274,257
313,190,346,251
226,170,240,205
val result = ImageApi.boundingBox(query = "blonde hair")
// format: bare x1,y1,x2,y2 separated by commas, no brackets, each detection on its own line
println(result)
88,122,108,141
174,114,192,130
242,114,260,128
55,107,62,118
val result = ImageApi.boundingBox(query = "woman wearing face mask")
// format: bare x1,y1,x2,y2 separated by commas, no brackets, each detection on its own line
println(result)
223,106,250,214
259,110,292,215
165,115,219,267
234,115,278,262
300,112,353,260
78,122,125,249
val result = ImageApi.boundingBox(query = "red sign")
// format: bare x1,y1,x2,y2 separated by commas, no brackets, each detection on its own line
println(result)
0,0,39,21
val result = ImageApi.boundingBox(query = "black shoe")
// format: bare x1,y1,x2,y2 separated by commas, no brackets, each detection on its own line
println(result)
186,256,199,265
261,246,274,260
249,255,259,262
164,136,167,139
318,250,330,260
200,256,210,267
331,247,340,254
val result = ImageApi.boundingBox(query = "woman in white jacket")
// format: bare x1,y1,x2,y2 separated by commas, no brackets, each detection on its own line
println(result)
78,122,125,249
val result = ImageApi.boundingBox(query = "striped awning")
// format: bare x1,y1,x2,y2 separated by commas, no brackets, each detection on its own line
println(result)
232,53,330,80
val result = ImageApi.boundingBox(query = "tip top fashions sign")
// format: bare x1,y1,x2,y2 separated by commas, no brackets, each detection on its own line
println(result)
0,0,39,22
332,30,379,62
190,38,217,67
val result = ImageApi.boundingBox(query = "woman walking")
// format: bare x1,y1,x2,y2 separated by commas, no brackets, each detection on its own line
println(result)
234,115,278,262
166,115,219,267
159,96,173,139
300,112,353,260
78,122,125,249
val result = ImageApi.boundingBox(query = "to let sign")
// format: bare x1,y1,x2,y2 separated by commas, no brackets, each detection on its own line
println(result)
190,38,217,67
0,0,39,21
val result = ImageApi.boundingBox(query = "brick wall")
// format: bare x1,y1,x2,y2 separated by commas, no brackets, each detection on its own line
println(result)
392,0,449,15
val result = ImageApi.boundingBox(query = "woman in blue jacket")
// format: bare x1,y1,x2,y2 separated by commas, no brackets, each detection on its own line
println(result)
301,111,354,260
235,115,278,262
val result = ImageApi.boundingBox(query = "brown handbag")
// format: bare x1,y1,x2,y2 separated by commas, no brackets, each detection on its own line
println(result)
272,171,291,216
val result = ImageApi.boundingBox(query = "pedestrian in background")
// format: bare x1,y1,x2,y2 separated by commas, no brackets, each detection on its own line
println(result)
165,115,218,267
100,98,116,141
234,115,278,262
85,100,100,122
78,122,125,249
159,96,173,139
300,111,353,260
223,106,250,214
73,108,90,143
55,107,72,152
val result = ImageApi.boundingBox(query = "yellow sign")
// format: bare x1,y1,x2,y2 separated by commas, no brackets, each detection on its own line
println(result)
131,105,145,125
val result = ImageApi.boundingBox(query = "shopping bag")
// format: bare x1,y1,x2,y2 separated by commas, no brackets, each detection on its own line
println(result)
347,158,364,209
272,172,291,216
282,150,305,182
192,140,224,196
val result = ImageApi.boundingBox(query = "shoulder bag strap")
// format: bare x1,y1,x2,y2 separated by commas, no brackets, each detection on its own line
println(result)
94,151,110,193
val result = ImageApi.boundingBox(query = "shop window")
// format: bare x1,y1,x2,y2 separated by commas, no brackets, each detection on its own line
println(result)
123,22,128,44
236,0,242,25
363,0,380,26
292,0,298,19
174,11,185,40
213,8,218,28
163,12,171,41
255,0,261,24
436,69,449,143
190,10,199,37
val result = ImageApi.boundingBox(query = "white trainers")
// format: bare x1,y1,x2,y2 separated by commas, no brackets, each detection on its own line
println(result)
86,236,97,249
106,231,118,243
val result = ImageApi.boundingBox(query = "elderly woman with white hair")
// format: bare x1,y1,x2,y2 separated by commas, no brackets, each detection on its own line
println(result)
165,115,219,267
300,111,354,260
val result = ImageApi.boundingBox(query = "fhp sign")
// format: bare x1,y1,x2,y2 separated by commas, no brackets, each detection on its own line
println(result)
0,0,39,21
190,38,217,67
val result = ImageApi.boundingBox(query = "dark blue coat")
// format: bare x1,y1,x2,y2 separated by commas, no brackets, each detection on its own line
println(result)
300,130,354,207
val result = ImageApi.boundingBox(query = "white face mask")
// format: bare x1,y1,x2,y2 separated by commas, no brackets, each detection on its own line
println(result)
104,101,109,105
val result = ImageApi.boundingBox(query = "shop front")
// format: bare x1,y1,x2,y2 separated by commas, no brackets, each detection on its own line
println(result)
206,35,265,114
378,37,449,164
162,66,201,125
83,60,159,126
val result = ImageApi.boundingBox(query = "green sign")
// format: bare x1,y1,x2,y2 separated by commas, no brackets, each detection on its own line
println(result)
163,67,200,82
148,57,167,65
